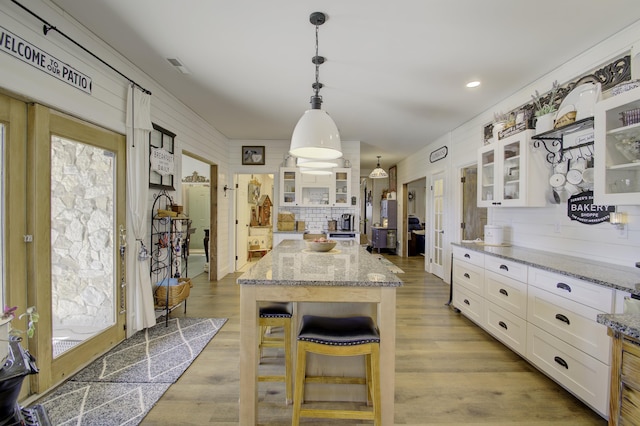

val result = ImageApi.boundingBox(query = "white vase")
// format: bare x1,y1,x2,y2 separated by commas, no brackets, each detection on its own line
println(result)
535,113,555,134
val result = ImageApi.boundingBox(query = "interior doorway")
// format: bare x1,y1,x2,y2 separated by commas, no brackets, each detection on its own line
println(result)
461,165,487,240
234,173,274,272
403,178,426,259
181,154,212,278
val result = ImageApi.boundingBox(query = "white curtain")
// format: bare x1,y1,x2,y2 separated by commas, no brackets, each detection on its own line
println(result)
126,85,156,331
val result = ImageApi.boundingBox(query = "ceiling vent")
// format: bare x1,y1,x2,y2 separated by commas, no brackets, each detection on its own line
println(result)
167,57,190,74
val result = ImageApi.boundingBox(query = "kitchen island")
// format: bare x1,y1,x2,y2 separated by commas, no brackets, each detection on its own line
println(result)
237,239,403,425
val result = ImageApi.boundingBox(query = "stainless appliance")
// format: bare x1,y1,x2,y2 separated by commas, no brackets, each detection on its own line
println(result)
340,214,353,231
328,231,358,242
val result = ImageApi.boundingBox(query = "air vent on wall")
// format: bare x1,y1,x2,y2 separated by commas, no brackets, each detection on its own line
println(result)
167,57,190,74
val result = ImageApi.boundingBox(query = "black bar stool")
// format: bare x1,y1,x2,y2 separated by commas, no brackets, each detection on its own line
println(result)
292,315,381,425
258,303,293,404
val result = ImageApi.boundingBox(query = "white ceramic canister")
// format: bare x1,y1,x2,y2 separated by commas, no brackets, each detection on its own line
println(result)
484,225,504,246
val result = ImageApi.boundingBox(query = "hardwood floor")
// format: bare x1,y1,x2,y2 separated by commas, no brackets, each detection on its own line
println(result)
141,254,606,425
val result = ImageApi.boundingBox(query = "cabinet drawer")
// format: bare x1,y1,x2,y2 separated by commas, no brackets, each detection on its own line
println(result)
453,285,485,326
621,385,640,426
452,246,484,267
485,270,527,318
527,286,610,363
453,261,484,296
528,267,614,313
485,302,527,356
526,324,609,417
485,255,528,282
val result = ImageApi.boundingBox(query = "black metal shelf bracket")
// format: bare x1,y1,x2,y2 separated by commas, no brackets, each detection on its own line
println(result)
531,117,594,164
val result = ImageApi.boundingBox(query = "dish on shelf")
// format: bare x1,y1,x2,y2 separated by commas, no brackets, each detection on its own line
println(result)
615,138,640,162
557,83,601,123
549,173,566,188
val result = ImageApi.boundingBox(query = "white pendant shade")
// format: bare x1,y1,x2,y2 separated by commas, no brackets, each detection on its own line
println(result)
369,167,389,178
289,109,342,160
297,156,339,169
300,167,332,175
369,155,388,178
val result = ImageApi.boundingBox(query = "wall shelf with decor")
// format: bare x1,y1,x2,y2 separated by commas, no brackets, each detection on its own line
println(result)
531,117,594,165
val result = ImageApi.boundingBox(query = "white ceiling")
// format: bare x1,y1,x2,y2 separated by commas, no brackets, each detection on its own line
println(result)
51,0,640,172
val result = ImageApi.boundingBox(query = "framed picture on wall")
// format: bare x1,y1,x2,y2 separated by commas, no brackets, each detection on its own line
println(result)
242,146,265,165
389,165,397,192
149,123,176,190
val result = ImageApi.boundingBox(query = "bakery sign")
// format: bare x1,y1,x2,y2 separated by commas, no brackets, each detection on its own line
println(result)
567,191,615,224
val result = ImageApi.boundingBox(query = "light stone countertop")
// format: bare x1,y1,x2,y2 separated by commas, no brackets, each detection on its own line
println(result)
597,313,640,339
237,239,403,287
452,242,640,295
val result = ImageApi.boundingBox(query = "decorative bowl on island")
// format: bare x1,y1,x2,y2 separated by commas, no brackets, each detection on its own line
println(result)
305,239,337,252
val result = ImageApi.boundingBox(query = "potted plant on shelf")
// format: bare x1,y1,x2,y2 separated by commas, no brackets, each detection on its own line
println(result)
532,80,559,134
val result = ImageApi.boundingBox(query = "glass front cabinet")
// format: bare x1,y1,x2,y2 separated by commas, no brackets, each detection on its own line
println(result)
332,168,351,207
594,86,640,205
279,167,299,206
478,129,546,207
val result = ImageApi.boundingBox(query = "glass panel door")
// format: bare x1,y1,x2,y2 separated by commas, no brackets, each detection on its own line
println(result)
430,172,445,279
50,135,117,357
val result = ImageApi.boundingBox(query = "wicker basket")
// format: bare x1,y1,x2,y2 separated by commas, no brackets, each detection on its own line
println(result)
155,277,191,307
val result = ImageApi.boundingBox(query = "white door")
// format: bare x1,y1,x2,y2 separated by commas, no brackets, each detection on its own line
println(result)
430,172,446,279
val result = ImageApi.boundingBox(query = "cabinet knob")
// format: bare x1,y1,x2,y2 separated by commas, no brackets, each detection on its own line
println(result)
464,253,470,258
556,282,572,292
499,264,509,271
499,288,509,297
498,321,508,330
463,299,470,305
464,273,470,279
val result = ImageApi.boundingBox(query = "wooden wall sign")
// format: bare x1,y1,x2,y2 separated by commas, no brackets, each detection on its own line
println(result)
430,146,448,163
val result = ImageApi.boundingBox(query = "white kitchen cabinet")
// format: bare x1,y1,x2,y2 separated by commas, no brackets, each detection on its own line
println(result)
332,168,351,206
279,167,300,207
452,247,615,418
477,129,547,207
279,167,352,207
594,86,640,205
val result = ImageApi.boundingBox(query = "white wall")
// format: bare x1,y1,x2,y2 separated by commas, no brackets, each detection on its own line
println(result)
396,21,640,275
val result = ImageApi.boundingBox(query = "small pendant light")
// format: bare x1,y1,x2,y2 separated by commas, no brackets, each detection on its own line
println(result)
369,156,388,179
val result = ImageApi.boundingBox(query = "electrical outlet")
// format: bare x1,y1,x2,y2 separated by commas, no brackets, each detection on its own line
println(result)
618,226,628,239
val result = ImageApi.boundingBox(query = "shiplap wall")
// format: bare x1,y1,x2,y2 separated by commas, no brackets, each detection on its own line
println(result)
0,1,231,332
395,20,640,276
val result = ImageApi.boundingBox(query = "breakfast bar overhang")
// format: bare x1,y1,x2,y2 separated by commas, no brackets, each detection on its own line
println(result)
237,239,403,425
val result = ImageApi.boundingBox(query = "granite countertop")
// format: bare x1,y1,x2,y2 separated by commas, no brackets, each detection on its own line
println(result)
452,242,640,295
237,239,403,287
597,313,640,339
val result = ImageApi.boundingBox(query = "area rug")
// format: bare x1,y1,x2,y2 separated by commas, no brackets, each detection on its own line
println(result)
32,317,227,425
377,256,404,274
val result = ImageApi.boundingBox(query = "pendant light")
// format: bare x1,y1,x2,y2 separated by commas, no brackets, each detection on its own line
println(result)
289,12,342,160
296,157,339,169
369,156,389,179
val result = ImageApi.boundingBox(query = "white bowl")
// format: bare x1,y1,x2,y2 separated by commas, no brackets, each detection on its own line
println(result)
305,240,337,252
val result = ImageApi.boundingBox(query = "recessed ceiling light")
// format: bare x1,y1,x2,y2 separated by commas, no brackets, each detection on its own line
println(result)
466,80,481,88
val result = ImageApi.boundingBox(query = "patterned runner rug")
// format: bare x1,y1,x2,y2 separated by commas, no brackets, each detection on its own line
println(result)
31,317,227,425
